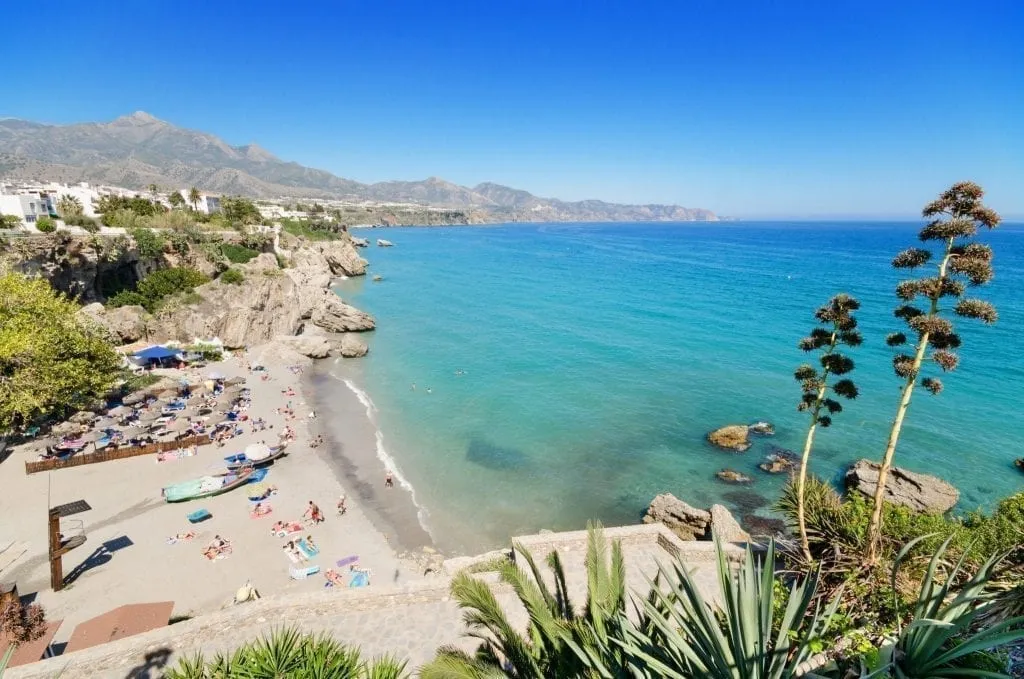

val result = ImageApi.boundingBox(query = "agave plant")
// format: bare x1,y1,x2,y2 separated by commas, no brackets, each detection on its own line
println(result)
876,536,1024,678
164,626,408,678
421,522,629,678
615,540,842,679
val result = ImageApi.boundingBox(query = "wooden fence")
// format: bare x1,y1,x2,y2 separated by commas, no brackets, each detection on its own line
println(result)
24,434,211,475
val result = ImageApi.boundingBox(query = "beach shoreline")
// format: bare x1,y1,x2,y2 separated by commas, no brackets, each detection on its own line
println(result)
304,359,437,557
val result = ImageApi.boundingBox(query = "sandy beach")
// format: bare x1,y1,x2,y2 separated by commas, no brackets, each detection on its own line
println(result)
0,347,433,650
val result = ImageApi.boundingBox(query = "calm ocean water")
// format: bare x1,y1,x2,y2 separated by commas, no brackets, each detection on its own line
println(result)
330,222,1024,555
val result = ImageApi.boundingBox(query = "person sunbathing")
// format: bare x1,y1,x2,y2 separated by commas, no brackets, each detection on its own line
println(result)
251,503,272,518
304,535,318,552
283,541,305,562
270,520,285,534
324,569,345,587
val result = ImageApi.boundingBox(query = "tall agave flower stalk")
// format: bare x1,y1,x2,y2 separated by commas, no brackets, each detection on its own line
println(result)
793,294,861,562
866,181,1000,561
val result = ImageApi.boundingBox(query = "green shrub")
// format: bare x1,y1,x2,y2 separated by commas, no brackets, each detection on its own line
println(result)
107,290,147,308
138,267,207,301
219,268,244,285
129,228,167,258
220,243,260,264
103,208,145,229
35,216,56,233
63,213,100,231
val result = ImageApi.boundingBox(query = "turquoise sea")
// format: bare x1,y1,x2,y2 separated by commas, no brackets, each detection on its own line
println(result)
330,222,1024,555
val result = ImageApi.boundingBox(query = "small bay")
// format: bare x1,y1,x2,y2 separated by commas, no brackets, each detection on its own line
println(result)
330,222,1024,554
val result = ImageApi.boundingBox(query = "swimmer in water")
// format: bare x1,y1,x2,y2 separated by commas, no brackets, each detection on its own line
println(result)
426,387,432,394
411,383,416,391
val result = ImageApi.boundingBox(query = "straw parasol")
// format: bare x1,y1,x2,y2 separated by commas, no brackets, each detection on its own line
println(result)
122,392,147,405
166,418,194,433
94,417,118,430
157,389,179,400
224,376,247,386
69,411,97,425
105,405,133,417
52,421,83,436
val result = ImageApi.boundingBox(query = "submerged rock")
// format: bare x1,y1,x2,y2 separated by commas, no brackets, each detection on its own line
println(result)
844,459,959,513
742,514,787,538
643,493,711,541
716,469,753,484
1015,458,1023,473
707,425,751,452
759,447,798,474
377,239,394,247
748,421,775,436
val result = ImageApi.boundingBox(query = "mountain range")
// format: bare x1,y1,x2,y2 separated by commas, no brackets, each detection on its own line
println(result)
0,112,717,222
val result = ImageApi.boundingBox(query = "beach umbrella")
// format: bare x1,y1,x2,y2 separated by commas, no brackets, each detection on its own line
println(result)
52,421,83,436
166,418,193,433
122,392,146,405
207,371,226,380
105,405,133,417
225,376,247,386
137,410,163,422
77,430,102,443
244,443,272,461
69,411,97,425
246,482,270,500
157,389,179,400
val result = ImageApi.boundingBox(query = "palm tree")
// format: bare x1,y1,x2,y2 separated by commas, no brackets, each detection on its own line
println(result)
168,191,186,209
866,181,1000,561
792,294,861,562
165,627,407,678
188,187,202,211
422,522,628,678
55,194,83,218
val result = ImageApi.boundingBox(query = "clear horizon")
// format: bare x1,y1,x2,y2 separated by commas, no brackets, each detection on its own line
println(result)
2,1,1022,219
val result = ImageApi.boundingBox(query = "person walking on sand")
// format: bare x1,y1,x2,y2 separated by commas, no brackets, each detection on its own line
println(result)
384,471,394,488
337,494,347,515
304,500,324,524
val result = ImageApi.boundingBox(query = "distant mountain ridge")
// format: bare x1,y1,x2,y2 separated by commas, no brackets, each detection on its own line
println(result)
0,112,717,222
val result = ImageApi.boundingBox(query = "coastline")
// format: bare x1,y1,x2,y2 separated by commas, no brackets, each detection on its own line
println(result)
304,359,436,556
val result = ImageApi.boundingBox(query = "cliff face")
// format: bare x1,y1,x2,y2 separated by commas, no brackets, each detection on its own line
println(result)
149,236,372,349
0,234,163,303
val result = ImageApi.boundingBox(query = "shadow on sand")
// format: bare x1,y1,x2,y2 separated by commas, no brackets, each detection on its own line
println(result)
64,535,134,586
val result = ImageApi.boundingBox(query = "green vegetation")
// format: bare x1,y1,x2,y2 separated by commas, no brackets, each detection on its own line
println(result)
221,196,262,226
219,267,244,285
793,294,861,562
63,213,100,231
0,214,21,229
165,627,408,679
868,182,1000,559
56,194,83,218
220,243,260,263
0,272,122,432
129,227,167,258
188,186,201,211
168,191,186,209
108,267,208,312
35,216,56,233
280,217,341,241
119,371,162,395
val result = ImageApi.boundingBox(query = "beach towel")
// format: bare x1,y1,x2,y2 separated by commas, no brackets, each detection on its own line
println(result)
297,539,319,559
284,549,301,564
250,505,273,519
349,570,369,588
273,522,303,538
289,565,320,580
336,555,359,568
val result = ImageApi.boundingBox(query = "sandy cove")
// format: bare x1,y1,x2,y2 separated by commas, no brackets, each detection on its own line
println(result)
0,348,435,650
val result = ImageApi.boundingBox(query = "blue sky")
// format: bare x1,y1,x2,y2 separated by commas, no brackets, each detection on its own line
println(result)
2,1,1022,218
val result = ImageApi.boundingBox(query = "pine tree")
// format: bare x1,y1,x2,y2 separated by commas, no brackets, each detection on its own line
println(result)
793,294,861,562
866,182,999,561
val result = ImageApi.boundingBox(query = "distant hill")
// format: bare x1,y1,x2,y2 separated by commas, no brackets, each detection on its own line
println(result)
0,112,717,222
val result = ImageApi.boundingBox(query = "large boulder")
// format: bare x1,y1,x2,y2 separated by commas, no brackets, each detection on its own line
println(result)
77,302,148,344
710,504,751,543
279,335,332,359
339,333,369,358
643,493,711,540
707,425,752,452
716,469,753,484
845,459,959,513
312,297,376,333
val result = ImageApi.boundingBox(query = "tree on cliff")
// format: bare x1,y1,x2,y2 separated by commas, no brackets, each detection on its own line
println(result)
866,181,1000,562
793,294,861,562
0,272,122,432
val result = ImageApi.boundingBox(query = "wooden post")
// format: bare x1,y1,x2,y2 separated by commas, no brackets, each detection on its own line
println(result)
48,509,63,591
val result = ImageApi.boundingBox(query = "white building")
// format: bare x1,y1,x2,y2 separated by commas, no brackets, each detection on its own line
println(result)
43,182,102,218
0,186,54,230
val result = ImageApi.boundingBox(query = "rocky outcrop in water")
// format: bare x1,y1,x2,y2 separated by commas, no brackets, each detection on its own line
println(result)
716,469,753,484
844,459,959,513
759,447,798,474
643,493,752,544
707,425,752,452
339,333,369,358
643,493,711,540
